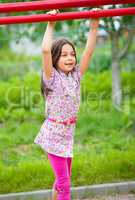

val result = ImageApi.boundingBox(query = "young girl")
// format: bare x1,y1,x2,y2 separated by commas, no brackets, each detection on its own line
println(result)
34,9,100,200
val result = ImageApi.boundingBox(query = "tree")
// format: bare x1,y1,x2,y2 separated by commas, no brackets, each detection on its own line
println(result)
76,4,135,108
104,4,135,108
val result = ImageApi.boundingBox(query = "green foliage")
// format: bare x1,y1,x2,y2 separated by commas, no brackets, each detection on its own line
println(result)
81,70,135,102
0,27,10,48
0,48,41,81
0,72,41,112
91,53,111,73
0,70,135,117
0,82,10,108
81,71,112,103
122,72,135,97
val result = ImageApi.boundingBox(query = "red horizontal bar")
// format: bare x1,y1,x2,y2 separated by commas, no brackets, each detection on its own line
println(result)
0,7,135,25
0,0,135,13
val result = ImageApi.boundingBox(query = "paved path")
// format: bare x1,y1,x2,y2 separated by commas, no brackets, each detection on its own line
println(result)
82,194,135,200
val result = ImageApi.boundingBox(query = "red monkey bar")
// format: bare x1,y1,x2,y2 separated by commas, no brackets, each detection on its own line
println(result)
0,7,135,25
0,0,135,13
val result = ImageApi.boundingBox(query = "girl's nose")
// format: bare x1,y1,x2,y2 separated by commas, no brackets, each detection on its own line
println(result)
67,55,73,60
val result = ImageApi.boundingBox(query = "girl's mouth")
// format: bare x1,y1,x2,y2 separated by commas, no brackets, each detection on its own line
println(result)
65,63,74,66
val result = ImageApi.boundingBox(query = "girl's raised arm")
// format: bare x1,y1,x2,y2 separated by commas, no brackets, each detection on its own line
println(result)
42,10,57,80
79,13,100,76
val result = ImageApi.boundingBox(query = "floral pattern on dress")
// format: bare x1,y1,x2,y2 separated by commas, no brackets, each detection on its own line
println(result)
34,64,82,157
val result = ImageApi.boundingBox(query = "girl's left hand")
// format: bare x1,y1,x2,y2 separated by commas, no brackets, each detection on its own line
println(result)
47,9,60,27
90,8,101,30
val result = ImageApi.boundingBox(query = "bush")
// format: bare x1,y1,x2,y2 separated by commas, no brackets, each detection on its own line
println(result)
81,70,112,101
0,70,135,114
122,72,135,97
0,72,42,111
0,48,40,81
81,70,135,102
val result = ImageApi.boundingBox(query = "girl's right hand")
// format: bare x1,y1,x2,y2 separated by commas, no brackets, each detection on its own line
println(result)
47,9,60,27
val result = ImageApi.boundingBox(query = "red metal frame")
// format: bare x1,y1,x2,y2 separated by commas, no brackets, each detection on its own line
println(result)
0,7,135,25
0,0,135,13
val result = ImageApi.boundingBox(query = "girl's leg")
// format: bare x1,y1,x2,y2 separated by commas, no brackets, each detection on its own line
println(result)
52,157,72,200
48,153,72,200
67,157,72,177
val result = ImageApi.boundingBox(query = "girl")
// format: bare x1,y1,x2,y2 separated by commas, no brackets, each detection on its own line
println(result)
34,9,100,200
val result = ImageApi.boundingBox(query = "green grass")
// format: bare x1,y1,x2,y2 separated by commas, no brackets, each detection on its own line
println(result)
0,101,135,194
1,148,135,193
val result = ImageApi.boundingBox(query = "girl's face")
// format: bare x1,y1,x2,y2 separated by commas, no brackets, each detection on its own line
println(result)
57,44,76,74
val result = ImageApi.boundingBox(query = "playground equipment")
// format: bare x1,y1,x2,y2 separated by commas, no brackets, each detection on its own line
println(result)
0,0,135,24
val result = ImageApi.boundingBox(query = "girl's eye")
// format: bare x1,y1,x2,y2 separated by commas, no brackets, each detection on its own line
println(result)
61,54,75,57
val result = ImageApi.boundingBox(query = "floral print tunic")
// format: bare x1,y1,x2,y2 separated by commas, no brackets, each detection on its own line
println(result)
34,65,82,157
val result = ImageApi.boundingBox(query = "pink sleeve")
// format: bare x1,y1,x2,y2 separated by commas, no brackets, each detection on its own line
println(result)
73,64,83,83
42,67,57,90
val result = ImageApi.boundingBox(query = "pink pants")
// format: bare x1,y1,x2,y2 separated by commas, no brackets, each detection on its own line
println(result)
47,153,72,200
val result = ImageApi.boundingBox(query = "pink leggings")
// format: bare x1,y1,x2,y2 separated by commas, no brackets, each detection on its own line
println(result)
47,153,72,200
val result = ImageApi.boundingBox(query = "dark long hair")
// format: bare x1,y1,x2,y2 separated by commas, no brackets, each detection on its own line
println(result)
41,38,77,98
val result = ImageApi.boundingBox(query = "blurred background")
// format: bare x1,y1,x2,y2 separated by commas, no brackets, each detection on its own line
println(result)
0,1,135,195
